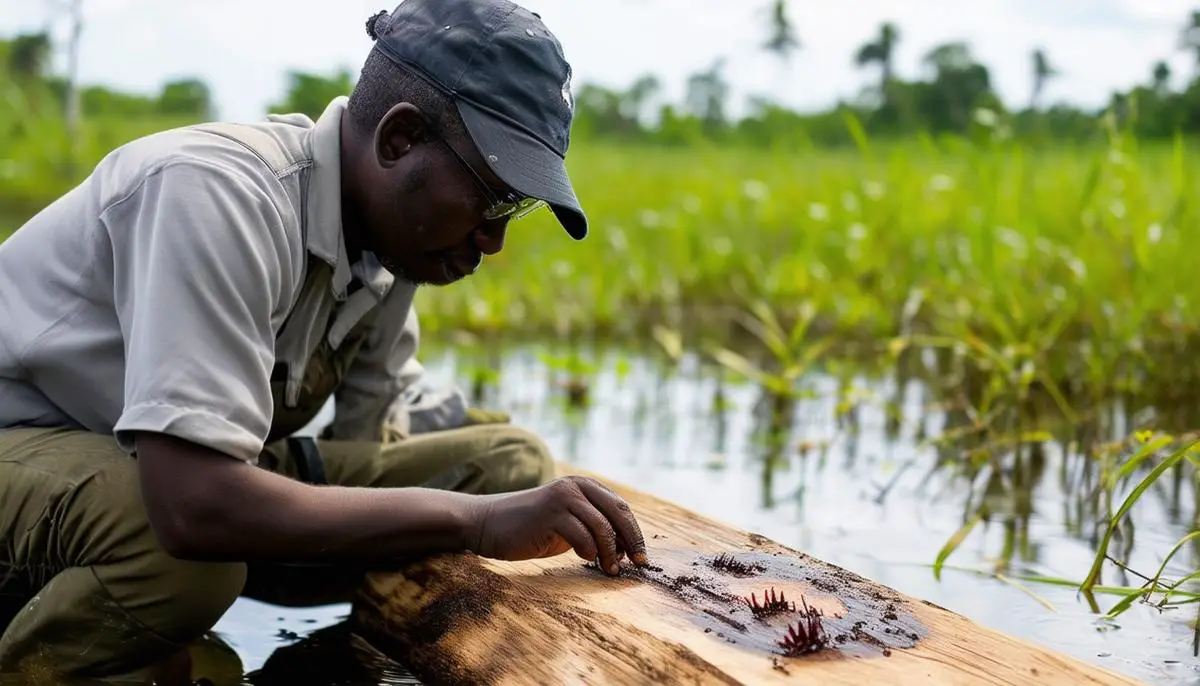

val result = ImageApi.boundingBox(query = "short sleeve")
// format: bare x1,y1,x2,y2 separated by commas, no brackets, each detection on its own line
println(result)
105,160,295,461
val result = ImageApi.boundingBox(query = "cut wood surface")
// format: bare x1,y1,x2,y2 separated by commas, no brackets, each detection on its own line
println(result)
352,462,1145,686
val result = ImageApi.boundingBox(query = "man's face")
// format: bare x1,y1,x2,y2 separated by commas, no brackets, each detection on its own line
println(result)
350,103,513,287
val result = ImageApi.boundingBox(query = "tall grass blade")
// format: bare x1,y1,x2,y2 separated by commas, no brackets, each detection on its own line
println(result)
934,510,984,581
1081,438,1200,593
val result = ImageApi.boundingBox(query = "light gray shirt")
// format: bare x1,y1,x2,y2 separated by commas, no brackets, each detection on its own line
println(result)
0,97,456,462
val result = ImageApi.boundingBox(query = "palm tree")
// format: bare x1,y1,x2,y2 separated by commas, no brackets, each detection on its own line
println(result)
762,0,799,63
1030,48,1058,109
1152,60,1172,94
1178,10,1200,71
854,22,899,105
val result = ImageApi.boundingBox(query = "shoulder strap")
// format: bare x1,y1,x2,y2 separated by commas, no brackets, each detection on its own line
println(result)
190,122,301,175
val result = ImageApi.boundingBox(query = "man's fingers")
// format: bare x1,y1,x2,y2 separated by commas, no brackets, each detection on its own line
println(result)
554,516,599,565
575,478,649,567
568,498,622,575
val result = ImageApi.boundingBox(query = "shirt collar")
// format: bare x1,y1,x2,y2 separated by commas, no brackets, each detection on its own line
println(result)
305,96,395,301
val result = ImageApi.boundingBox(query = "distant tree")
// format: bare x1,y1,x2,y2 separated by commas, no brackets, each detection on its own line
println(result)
623,74,662,136
158,78,214,119
920,42,995,132
268,69,354,120
1178,10,1200,72
1030,48,1058,109
854,22,899,106
1152,60,1173,95
924,42,974,73
77,85,157,117
762,0,799,62
655,103,706,146
684,58,730,135
571,77,661,140
624,74,662,123
8,33,52,80
572,83,627,138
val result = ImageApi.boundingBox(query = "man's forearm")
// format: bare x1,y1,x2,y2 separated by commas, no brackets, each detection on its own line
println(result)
134,432,482,564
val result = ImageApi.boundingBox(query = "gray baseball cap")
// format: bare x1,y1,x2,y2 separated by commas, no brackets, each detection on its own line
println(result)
366,0,587,240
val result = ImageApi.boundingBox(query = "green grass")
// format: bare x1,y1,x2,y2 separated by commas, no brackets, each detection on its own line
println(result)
415,125,1200,402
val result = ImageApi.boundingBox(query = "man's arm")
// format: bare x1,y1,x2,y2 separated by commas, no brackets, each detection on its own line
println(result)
135,431,477,562
136,429,648,575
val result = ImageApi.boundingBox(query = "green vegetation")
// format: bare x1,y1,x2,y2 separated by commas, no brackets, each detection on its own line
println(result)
0,33,209,227
6,7,1200,652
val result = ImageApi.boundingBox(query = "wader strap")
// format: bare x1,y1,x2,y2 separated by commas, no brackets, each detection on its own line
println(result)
286,436,327,485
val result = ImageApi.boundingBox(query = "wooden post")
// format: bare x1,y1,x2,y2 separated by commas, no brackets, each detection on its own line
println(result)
352,463,1144,685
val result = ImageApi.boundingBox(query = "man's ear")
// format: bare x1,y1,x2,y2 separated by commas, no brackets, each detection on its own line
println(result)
373,102,428,169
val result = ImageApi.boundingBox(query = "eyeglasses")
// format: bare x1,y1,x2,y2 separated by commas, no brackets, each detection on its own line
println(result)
435,136,546,222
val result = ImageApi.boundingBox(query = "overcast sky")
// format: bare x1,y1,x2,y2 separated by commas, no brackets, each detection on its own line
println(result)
3,0,1198,122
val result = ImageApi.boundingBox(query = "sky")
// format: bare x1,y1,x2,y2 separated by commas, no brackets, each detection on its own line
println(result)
3,0,1199,122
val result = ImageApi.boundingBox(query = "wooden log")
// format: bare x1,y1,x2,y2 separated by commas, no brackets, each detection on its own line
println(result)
351,463,1144,685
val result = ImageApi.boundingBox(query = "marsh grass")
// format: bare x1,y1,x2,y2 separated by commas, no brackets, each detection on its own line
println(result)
416,118,1200,404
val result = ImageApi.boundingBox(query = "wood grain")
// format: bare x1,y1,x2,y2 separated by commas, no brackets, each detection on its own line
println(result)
351,462,1144,685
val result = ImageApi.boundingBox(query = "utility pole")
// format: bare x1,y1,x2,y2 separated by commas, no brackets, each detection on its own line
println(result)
64,0,84,160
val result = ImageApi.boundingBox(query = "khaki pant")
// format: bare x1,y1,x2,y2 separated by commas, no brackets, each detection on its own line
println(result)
0,423,554,684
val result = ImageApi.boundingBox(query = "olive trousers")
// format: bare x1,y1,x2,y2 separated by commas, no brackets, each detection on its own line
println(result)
0,423,554,684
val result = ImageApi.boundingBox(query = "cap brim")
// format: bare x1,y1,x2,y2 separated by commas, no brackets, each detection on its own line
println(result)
456,100,587,240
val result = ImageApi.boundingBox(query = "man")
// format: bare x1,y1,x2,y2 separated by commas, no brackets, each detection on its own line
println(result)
0,0,648,682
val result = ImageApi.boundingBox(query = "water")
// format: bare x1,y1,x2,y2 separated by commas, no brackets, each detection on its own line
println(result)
207,344,1200,685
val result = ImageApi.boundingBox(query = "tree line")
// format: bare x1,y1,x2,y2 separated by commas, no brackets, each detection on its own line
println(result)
574,8,1200,147
7,4,1200,150
2,33,214,121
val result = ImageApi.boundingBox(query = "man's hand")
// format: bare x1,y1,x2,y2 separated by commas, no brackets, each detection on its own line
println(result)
464,476,649,576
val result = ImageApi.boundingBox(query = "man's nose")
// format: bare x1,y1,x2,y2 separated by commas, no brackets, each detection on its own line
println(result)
474,219,508,255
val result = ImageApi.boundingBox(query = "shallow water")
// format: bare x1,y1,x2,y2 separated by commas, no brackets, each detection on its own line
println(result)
209,344,1200,685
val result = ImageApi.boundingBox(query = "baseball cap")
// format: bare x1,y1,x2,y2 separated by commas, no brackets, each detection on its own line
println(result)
366,0,587,240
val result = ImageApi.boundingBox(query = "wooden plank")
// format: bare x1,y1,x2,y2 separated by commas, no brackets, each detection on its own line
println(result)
351,462,1144,686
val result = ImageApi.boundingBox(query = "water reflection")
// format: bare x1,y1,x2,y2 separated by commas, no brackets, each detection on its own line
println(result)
210,343,1200,686
244,623,420,686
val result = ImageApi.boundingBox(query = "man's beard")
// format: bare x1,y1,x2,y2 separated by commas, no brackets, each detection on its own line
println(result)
376,252,419,284
375,252,453,287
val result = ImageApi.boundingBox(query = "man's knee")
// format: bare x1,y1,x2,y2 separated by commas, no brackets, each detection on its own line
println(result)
477,424,556,492
94,556,246,676
128,556,247,645
79,444,247,646
0,558,246,679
